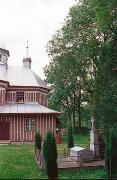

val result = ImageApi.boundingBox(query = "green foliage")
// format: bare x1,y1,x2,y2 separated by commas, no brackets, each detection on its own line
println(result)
35,131,42,150
43,131,58,179
105,128,117,178
44,0,117,177
92,0,117,177
44,0,96,130
81,106,91,129
68,125,74,149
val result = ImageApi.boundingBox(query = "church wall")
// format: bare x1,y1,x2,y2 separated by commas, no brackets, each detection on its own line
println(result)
0,88,6,106
6,90,48,106
0,81,8,106
0,114,56,142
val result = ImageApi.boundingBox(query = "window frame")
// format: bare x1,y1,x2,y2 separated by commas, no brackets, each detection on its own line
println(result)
16,91,24,103
25,118,35,131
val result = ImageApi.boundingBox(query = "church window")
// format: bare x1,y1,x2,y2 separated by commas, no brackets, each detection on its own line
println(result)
25,118,35,131
16,92,24,103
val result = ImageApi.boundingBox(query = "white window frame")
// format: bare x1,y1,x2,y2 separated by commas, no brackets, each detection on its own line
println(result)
25,118,35,131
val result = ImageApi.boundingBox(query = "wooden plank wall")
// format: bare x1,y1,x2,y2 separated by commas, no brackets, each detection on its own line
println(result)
6,92,47,107
0,114,56,142
0,88,6,106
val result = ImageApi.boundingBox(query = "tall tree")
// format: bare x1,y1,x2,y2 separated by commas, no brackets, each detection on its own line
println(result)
92,0,117,177
44,1,96,130
44,3,117,177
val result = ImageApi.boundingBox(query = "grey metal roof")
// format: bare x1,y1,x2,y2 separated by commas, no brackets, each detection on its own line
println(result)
0,103,60,114
0,66,48,89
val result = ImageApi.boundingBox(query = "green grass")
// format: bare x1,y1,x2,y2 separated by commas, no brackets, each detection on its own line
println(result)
0,144,47,179
62,133,89,147
59,169,107,179
0,134,106,179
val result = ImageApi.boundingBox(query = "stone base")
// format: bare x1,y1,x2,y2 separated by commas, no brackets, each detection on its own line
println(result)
90,143,99,157
70,146,93,163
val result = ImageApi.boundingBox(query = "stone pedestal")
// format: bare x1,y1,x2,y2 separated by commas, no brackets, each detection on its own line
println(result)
70,146,93,162
90,116,99,157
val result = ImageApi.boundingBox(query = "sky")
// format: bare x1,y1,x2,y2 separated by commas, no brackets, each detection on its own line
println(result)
0,0,76,80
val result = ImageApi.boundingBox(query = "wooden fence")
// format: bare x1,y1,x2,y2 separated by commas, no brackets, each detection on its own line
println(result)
35,149,45,170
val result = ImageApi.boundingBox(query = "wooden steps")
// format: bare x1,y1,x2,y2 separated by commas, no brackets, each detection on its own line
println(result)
57,157,105,170
93,156,102,161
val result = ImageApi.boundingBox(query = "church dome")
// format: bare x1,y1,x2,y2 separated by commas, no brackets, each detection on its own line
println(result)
23,54,31,62
23,42,32,68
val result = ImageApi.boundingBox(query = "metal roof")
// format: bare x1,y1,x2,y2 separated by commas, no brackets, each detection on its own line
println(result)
0,103,60,114
0,66,48,89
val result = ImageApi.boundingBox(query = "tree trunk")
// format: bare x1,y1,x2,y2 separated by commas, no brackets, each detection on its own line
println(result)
78,100,81,128
78,81,81,128
66,100,72,124
73,93,76,131
48,176,55,180
73,111,75,131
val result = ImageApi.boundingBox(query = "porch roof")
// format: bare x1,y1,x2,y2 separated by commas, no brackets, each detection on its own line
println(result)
0,103,60,114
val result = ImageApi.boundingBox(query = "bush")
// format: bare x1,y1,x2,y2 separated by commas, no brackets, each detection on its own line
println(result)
43,131,58,179
35,131,42,151
68,125,74,149
74,126,90,135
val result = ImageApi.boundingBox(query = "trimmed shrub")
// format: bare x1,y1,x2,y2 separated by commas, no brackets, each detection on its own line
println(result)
35,131,42,150
68,125,74,149
43,131,58,179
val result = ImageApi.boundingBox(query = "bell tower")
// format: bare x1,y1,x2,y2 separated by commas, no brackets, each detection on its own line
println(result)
0,42,10,68
0,43,9,106
23,41,32,69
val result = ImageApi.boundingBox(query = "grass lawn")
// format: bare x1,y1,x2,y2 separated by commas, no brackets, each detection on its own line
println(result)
0,144,47,179
0,133,107,179
59,169,107,179
62,132,90,147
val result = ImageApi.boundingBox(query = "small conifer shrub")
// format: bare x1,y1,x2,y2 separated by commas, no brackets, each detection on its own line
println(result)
35,131,42,151
68,125,74,149
43,131,58,179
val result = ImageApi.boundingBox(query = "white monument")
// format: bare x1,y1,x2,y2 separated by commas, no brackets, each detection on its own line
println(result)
70,146,93,162
90,116,99,156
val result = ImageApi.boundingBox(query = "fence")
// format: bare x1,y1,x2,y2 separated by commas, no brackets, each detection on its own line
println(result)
57,144,89,157
35,149,45,170
35,149,104,170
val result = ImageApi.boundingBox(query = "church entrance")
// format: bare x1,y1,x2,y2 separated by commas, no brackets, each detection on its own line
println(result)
0,121,9,140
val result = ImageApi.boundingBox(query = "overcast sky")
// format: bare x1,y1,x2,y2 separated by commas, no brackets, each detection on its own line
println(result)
0,0,76,79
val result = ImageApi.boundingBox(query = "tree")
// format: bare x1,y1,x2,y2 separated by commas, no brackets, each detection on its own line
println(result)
43,131,58,180
68,125,74,149
44,2,94,130
44,0,117,176
90,0,117,177
105,128,117,178
35,131,42,151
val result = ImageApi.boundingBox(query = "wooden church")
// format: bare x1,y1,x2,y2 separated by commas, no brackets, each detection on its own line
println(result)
0,43,59,143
